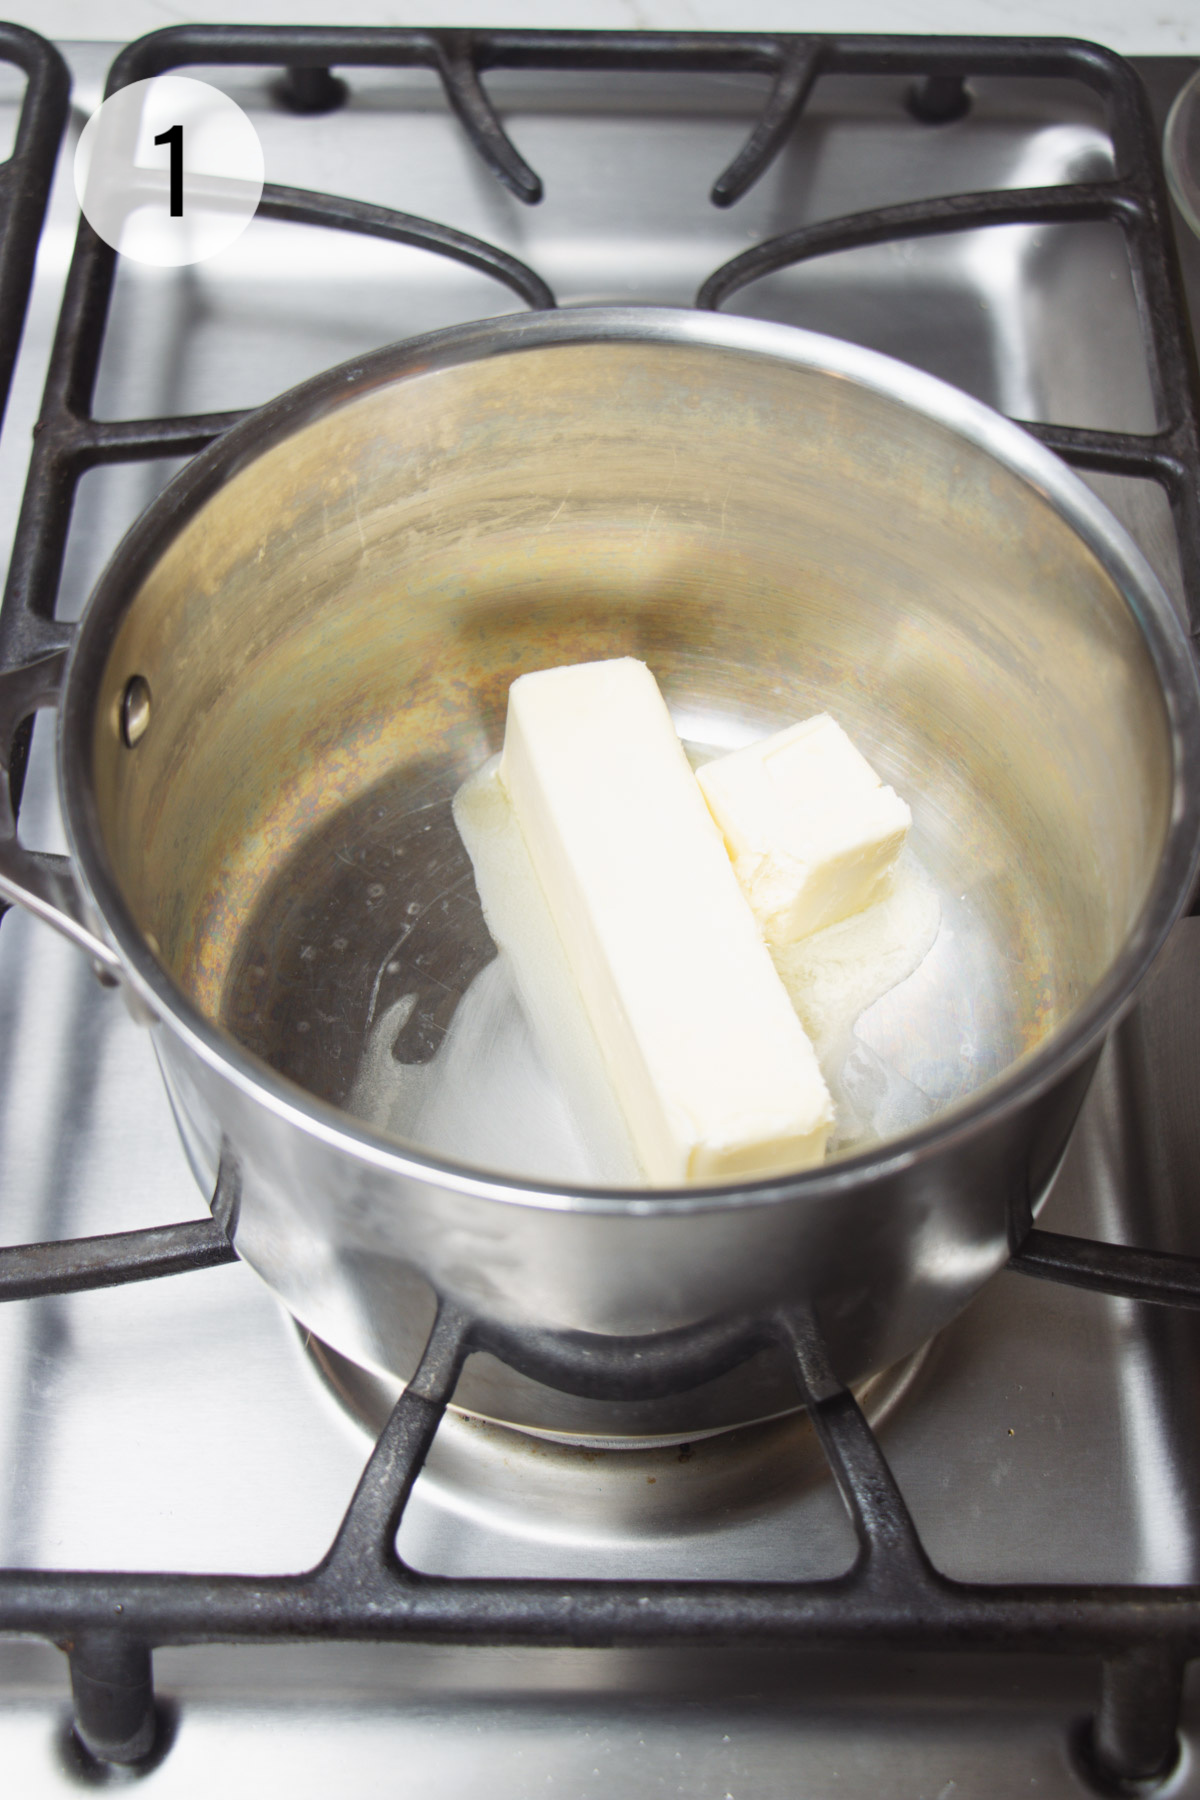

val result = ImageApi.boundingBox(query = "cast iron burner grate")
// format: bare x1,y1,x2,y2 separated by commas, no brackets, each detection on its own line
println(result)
1,23,1200,1792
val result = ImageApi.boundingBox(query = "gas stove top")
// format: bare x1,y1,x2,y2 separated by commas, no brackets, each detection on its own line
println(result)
1,28,1200,1797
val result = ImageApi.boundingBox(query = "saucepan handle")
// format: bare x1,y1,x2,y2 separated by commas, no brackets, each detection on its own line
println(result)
0,652,122,976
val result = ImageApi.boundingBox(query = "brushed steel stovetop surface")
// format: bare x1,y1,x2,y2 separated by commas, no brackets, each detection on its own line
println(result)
1,39,1199,1797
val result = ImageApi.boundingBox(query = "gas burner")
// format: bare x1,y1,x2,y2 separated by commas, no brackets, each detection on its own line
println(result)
305,1326,931,1564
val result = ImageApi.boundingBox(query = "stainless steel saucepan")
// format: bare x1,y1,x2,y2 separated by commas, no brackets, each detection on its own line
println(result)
1,307,1197,1440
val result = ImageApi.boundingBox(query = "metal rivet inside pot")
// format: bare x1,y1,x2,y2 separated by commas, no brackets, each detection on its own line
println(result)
120,675,151,747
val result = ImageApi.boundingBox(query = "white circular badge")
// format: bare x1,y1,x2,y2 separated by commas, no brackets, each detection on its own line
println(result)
74,75,265,268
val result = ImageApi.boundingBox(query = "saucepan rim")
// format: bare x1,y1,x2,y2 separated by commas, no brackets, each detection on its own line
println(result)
57,305,1200,1216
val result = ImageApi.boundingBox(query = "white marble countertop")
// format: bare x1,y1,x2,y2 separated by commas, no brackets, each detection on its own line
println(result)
16,0,1200,59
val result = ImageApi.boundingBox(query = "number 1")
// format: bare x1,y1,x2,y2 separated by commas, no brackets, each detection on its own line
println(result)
154,124,183,217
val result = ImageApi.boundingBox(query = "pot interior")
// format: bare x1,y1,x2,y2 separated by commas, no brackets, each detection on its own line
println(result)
86,334,1174,1181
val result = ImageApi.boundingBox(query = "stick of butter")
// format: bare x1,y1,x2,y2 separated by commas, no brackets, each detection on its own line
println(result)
497,658,834,1184
696,714,911,946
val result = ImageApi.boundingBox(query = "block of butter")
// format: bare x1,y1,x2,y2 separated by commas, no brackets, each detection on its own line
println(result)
697,714,911,946
497,658,834,1184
